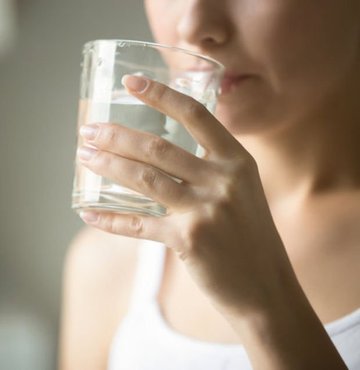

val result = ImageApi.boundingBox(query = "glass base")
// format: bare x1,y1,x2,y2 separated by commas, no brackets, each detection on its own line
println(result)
72,191,167,217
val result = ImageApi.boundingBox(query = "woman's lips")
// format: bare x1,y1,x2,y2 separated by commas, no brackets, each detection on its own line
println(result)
220,74,252,95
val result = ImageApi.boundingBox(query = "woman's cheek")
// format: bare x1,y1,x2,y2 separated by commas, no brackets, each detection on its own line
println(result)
144,0,179,46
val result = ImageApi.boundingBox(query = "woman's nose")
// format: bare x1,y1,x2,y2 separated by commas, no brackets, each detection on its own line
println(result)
176,0,231,49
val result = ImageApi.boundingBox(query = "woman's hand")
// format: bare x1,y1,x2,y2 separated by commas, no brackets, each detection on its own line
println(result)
77,75,348,370
77,74,293,316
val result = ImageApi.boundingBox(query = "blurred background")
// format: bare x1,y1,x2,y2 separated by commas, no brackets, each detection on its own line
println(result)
0,0,151,368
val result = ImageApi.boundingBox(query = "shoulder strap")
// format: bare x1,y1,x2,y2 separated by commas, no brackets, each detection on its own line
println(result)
127,240,166,312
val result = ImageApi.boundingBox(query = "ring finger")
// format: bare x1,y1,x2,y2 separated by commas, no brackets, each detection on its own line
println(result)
77,146,194,210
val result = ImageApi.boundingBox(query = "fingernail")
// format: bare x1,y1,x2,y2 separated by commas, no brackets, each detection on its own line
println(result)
77,146,97,161
122,75,149,93
80,211,99,223
80,124,99,141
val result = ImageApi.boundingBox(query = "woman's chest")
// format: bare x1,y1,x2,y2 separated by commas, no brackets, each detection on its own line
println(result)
158,229,360,340
157,250,242,345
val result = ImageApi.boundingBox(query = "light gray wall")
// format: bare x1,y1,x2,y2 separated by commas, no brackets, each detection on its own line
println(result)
0,1,151,368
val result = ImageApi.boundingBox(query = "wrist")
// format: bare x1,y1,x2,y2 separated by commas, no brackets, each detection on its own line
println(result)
220,270,347,370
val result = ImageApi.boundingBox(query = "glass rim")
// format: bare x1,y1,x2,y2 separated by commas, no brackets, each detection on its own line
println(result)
83,39,225,72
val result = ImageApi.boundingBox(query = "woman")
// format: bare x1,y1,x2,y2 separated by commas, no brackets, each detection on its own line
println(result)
59,0,360,369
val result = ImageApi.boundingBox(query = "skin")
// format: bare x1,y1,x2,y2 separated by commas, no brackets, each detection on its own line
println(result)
63,0,360,369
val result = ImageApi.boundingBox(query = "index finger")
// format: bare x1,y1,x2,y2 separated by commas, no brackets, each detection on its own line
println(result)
121,74,242,157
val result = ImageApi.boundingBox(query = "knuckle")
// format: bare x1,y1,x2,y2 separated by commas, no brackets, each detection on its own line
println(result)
110,216,121,234
145,136,169,159
94,151,109,168
140,167,157,188
101,214,119,234
232,155,258,176
128,216,144,237
99,214,144,237
86,149,100,167
183,100,207,122
207,197,234,221
213,156,259,207
216,176,238,201
101,125,118,146
149,82,167,102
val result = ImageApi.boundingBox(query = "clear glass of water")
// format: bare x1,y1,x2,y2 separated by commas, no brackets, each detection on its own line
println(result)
72,39,224,217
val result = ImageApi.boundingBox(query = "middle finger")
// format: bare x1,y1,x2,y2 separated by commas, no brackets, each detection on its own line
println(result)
80,123,210,184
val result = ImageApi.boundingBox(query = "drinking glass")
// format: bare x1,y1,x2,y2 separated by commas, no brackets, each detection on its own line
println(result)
72,39,224,216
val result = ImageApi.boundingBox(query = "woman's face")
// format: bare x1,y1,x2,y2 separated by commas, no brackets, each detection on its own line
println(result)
144,0,360,136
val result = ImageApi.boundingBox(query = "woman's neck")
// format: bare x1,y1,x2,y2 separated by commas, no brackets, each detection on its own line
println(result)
237,84,360,205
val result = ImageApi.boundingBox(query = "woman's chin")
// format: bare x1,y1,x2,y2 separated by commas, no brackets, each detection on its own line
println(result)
215,91,291,138
214,101,267,137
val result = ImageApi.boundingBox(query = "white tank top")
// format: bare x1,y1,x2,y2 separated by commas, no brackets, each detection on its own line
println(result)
107,240,360,370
